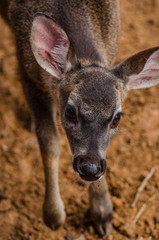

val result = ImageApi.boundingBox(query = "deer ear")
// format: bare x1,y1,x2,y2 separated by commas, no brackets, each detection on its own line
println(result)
113,47,159,90
30,14,74,79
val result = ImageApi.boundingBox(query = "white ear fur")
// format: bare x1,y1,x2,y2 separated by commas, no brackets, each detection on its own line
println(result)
127,50,159,90
30,14,72,79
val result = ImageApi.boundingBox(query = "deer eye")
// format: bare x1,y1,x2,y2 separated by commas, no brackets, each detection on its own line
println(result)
65,104,77,123
110,112,123,129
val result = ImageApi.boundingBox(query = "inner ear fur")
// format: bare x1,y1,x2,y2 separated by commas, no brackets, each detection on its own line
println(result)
30,13,77,79
112,46,159,80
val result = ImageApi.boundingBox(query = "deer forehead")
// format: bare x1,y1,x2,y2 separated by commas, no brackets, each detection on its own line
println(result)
67,68,121,120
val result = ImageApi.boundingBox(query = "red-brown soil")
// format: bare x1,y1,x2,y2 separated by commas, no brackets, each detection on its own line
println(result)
0,1,159,239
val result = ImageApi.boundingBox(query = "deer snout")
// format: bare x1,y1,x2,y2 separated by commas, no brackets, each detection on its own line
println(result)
73,156,106,182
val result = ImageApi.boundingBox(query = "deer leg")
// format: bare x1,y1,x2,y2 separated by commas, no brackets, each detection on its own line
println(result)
89,177,112,236
37,111,66,230
24,79,66,229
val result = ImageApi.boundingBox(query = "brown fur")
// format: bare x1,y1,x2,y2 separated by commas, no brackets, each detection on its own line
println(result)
1,0,159,237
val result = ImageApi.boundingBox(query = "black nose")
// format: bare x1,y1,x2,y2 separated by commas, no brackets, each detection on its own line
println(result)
73,156,106,182
80,163,99,176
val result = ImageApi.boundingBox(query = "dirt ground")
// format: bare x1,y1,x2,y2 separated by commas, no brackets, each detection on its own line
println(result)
0,0,159,240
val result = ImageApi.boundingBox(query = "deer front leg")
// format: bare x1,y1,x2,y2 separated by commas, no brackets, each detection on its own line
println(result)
36,118,66,229
89,177,112,236
24,80,66,229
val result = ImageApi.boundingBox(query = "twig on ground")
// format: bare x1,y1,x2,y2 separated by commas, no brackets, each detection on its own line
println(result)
133,203,146,224
137,237,152,240
132,167,156,208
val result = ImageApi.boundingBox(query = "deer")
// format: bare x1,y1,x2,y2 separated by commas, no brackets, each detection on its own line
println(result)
0,0,159,236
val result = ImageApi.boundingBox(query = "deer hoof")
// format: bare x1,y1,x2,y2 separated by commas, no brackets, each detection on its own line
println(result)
43,200,66,230
90,193,113,236
93,214,112,236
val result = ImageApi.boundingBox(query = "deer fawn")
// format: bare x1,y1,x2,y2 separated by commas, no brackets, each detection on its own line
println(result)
0,0,159,236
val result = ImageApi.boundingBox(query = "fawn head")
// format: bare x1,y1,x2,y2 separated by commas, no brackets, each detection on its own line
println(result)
30,14,159,181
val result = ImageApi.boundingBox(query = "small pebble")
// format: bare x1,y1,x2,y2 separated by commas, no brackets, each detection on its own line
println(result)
88,225,94,234
112,196,123,208
0,198,12,212
107,235,113,240
155,216,159,224
75,236,86,240
65,234,74,240
1,144,8,151
113,218,121,228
